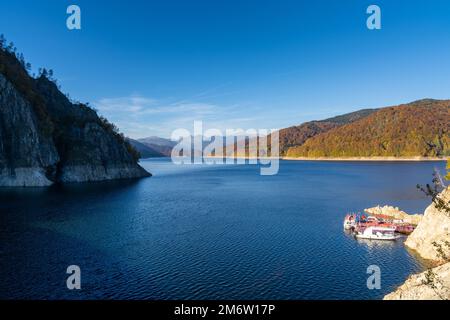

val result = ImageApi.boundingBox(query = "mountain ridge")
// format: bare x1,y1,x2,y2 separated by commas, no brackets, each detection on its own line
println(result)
127,138,167,158
136,136,176,157
286,100,450,158
275,108,379,155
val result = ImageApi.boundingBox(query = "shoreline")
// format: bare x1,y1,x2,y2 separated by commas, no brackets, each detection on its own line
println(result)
282,156,448,162
204,155,448,162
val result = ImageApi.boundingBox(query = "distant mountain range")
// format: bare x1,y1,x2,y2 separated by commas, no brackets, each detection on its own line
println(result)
226,99,449,159
130,135,249,159
134,99,449,159
127,137,176,158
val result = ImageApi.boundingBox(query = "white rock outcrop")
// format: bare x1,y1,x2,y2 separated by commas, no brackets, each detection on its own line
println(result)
365,205,422,225
385,187,450,300
384,262,450,300
405,188,450,263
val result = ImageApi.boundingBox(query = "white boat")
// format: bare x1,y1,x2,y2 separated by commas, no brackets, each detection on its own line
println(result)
366,216,379,223
355,226,400,241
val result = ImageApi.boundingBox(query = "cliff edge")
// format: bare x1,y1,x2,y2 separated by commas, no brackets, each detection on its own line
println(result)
0,41,150,186
384,187,450,300
405,187,450,263
384,262,450,300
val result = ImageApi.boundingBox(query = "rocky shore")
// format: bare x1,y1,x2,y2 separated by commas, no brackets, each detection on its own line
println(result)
283,157,448,162
384,262,450,300
384,187,450,300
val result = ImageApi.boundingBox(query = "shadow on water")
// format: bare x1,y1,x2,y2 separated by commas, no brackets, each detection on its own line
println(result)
0,177,163,300
0,178,147,213
1,177,143,196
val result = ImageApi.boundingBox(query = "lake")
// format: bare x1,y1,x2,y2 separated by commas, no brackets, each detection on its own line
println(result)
0,159,445,299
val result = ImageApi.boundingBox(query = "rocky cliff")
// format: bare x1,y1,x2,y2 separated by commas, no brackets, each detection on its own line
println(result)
0,73,59,186
384,262,450,300
0,46,150,186
384,187,450,300
405,187,450,263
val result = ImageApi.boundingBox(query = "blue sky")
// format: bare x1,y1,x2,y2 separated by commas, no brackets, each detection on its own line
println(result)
1,0,450,138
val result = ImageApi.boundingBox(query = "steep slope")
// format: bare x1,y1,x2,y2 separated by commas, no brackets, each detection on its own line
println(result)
277,109,377,155
224,109,378,157
138,136,176,147
405,187,450,263
384,262,450,300
286,100,450,158
385,187,450,300
0,44,150,186
0,73,59,186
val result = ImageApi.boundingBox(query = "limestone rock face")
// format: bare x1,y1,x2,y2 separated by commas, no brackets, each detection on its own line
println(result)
384,262,450,300
385,188,450,300
405,188,450,263
0,74,59,186
365,205,422,225
0,54,150,186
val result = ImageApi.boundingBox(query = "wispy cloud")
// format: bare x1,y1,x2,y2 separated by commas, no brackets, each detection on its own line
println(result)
95,96,157,114
93,95,263,139
96,96,221,115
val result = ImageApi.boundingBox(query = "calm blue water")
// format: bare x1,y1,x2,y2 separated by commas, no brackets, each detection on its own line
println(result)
0,159,444,300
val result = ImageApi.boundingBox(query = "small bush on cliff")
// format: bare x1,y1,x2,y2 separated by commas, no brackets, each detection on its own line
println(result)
125,140,141,162
98,116,140,161
431,241,450,262
420,242,450,299
414,161,450,298
417,168,450,216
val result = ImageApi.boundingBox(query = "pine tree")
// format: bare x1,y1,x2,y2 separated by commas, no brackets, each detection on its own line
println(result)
0,34,5,49
18,53,25,67
7,41,14,52
39,68,48,78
